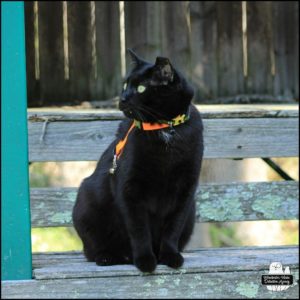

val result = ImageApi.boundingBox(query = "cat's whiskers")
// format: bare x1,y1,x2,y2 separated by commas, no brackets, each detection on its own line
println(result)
136,105,169,121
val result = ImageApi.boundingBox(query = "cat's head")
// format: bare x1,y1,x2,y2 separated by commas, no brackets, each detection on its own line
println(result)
119,49,194,122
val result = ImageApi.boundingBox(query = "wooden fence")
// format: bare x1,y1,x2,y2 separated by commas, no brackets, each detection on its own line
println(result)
25,1,299,107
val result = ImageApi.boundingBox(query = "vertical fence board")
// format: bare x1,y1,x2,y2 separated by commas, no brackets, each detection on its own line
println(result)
24,1,40,106
124,1,162,70
246,1,273,94
273,1,298,99
95,2,121,99
294,2,299,99
68,2,93,102
145,1,162,61
38,2,67,105
190,1,218,101
161,1,190,72
217,2,244,96
23,1,298,105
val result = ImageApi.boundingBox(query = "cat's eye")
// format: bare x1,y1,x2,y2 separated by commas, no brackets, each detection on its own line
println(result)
137,85,146,93
123,83,127,90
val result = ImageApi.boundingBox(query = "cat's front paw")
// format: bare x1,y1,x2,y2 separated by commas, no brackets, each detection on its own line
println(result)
134,253,157,273
159,252,184,269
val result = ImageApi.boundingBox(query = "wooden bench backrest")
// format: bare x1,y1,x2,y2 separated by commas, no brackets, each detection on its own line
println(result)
28,105,299,228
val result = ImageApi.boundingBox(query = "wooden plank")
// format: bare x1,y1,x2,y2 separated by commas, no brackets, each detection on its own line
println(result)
4,247,300,298
38,2,67,105
30,181,299,227
190,1,218,100
94,2,121,99
31,246,299,279
161,1,190,72
272,2,299,99
217,2,244,96
294,2,299,100
125,1,162,65
28,117,299,162
24,1,40,106
246,1,273,94
28,104,300,120
67,2,93,102
31,245,298,268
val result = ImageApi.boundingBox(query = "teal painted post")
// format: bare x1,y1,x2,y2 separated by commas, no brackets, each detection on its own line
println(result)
1,2,32,280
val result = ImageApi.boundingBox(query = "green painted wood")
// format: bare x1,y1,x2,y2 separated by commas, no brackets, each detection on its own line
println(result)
29,181,299,227
1,2,32,280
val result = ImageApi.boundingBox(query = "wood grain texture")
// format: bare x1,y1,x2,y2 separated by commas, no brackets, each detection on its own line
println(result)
28,117,299,161
2,246,299,298
161,1,191,72
272,2,299,99
246,2,273,94
38,2,68,104
125,1,162,64
217,1,244,96
94,2,121,100
67,2,93,102
24,1,40,106
30,181,299,227
31,246,299,279
28,104,299,120
190,2,218,100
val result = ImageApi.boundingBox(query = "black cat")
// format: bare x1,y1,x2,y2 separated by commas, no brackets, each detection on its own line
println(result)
72,49,204,273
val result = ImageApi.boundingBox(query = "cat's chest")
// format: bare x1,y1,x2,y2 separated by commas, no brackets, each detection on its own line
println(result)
158,130,173,144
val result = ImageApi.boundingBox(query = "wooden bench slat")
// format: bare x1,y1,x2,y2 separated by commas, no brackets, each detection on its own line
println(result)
28,117,298,161
27,104,299,120
28,105,299,162
32,246,299,279
3,246,299,299
3,271,299,299
30,181,299,227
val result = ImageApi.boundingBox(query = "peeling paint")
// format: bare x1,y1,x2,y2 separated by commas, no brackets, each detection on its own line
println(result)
143,282,152,288
199,197,243,221
201,192,209,200
49,212,71,224
158,288,168,296
252,195,281,219
173,278,181,286
155,276,166,285
67,191,77,202
195,275,202,280
236,282,258,298
36,202,45,209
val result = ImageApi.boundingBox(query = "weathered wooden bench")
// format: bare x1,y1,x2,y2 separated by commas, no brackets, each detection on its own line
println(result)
2,104,299,299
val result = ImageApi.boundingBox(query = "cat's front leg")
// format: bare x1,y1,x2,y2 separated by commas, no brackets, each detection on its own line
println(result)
118,193,157,273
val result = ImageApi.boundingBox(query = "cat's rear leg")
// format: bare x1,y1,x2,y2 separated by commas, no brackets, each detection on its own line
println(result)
73,186,131,265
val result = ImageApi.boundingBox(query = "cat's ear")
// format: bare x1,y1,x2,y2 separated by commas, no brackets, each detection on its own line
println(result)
127,48,147,66
151,57,174,86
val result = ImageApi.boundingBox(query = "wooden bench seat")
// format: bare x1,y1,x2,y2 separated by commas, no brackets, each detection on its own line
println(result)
2,246,299,298
2,104,299,299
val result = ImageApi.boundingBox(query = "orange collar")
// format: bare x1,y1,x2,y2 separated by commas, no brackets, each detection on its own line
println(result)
133,112,189,131
109,112,190,174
